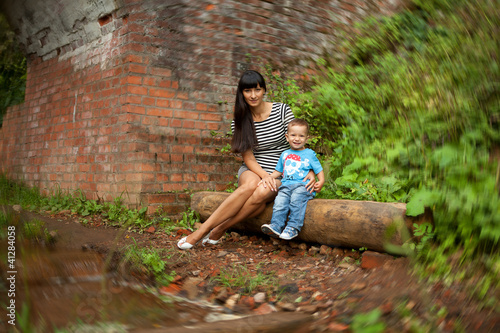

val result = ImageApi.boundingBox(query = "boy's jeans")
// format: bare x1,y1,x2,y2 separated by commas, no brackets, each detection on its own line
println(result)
269,183,315,232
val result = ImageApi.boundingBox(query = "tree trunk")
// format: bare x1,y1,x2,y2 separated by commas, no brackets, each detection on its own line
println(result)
191,191,432,254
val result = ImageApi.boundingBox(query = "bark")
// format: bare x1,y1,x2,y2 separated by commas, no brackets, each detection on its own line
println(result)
191,191,432,253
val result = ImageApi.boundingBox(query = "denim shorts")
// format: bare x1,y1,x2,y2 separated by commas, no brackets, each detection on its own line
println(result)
237,164,250,178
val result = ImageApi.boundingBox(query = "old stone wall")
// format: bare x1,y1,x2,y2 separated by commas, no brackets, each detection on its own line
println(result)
0,0,405,216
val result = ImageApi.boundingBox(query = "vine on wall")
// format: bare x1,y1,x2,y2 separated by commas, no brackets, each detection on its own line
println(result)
0,13,26,127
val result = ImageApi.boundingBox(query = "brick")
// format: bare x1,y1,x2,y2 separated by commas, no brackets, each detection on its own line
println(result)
124,105,146,115
149,88,175,98
143,77,157,86
128,64,147,74
163,183,187,192
127,85,148,95
147,108,173,117
361,251,394,269
170,173,183,182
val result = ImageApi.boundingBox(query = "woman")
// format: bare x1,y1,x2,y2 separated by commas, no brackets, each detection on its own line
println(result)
177,70,315,249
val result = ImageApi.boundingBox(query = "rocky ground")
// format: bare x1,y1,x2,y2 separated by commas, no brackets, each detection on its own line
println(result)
5,208,499,332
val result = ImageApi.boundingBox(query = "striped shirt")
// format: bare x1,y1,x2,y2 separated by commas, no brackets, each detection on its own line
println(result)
232,103,295,174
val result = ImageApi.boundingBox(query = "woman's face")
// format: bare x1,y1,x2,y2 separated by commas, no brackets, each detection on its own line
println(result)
242,84,265,108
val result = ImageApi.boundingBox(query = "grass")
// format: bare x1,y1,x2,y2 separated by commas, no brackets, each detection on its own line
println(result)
0,173,199,234
210,262,279,295
21,218,53,243
121,238,176,286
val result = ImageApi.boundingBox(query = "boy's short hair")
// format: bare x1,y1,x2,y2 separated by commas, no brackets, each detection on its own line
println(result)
288,118,309,134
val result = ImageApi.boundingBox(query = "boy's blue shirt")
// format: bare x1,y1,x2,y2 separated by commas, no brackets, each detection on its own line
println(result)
275,148,323,186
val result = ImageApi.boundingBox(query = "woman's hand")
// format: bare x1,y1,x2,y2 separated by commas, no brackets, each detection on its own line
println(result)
258,175,278,192
303,170,316,193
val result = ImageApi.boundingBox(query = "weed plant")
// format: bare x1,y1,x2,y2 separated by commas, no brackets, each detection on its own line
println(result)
122,239,175,286
210,263,278,295
21,218,52,243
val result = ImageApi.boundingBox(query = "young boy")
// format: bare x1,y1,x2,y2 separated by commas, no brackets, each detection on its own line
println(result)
260,119,325,240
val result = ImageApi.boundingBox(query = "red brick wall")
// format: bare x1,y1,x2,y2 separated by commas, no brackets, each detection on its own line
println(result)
0,0,405,217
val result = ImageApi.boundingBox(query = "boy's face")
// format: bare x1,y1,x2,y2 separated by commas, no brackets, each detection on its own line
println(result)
285,124,308,150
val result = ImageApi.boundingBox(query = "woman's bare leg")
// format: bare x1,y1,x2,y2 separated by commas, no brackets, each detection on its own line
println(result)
183,171,261,245
208,179,282,240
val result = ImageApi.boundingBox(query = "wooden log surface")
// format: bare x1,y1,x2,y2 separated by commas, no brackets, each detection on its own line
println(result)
191,191,432,253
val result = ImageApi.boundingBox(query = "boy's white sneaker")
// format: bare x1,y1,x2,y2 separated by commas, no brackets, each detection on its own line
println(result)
261,224,281,238
280,226,298,240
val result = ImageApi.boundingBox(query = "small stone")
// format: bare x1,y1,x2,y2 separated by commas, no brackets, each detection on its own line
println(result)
328,322,349,332
311,291,322,300
191,270,201,276
12,205,21,212
308,246,320,255
217,251,228,258
215,288,229,304
361,251,393,269
146,226,155,233
225,294,240,310
277,302,296,311
298,243,308,251
338,263,356,270
253,292,266,303
289,241,300,249
183,277,203,300
320,245,333,255
331,248,345,257
238,295,255,309
317,300,333,309
298,304,318,313
254,303,277,315
350,282,367,291
279,282,299,294
298,265,312,271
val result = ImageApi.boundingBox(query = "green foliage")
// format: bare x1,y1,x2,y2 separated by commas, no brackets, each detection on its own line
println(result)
177,207,199,230
152,206,199,234
0,174,154,230
0,13,26,126
351,308,386,333
0,173,42,208
16,302,36,333
261,0,499,301
21,218,52,242
0,210,9,229
122,239,175,286
220,143,232,153
289,0,499,258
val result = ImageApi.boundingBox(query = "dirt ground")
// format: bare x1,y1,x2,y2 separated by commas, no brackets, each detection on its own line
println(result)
8,208,500,332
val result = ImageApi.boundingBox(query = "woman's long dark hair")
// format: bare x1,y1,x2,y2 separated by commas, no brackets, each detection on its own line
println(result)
231,70,267,153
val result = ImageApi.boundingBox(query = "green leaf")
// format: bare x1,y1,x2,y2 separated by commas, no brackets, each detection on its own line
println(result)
406,188,436,216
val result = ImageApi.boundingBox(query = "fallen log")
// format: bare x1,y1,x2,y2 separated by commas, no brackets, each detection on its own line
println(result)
191,191,432,254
